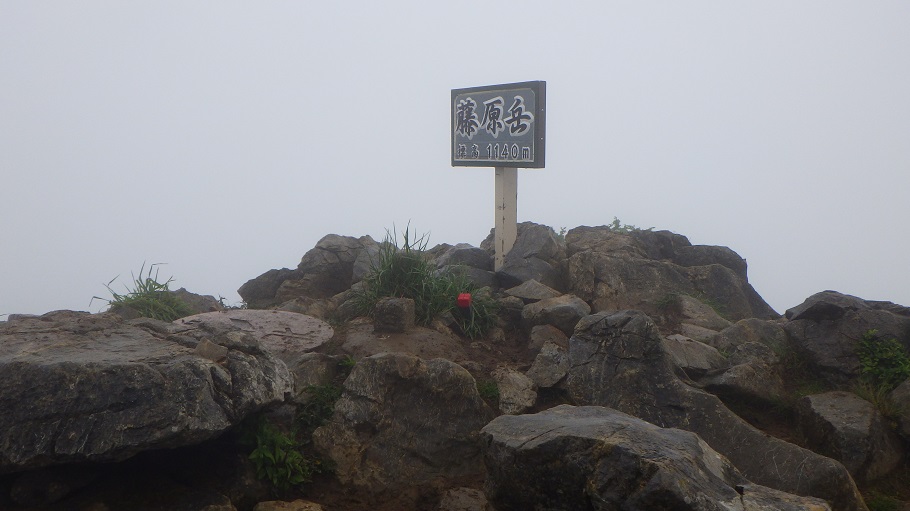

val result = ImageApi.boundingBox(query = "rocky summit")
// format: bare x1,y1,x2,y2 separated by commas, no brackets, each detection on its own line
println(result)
2,222,909,511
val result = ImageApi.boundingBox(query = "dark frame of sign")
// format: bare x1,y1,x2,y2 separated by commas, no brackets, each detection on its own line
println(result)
451,81,546,168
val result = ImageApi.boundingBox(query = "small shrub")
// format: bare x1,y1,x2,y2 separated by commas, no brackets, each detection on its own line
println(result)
857,329,910,391
239,415,325,492
92,262,192,321
865,492,901,511
606,216,653,234
852,381,902,421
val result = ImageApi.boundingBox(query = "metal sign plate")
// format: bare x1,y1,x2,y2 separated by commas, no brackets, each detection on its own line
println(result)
451,80,546,168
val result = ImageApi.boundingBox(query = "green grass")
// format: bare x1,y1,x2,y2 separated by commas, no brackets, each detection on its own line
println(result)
92,262,192,321
857,329,910,391
352,225,498,339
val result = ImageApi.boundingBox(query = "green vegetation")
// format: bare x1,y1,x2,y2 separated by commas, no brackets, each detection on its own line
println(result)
857,329,910,392
864,492,902,511
352,226,498,339
296,383,343,431
477,379,499,401
606,216,654,234
92,262,192,321
240,415,326,492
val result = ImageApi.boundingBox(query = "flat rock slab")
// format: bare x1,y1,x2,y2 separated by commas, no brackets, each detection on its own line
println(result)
0,310,291,473
175,310,333,363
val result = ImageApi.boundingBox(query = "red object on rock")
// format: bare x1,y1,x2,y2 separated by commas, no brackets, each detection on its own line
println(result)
457,293,472,308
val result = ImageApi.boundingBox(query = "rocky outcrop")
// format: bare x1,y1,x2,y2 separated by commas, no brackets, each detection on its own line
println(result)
520,294,590,336
312,353,494,504
796,391,904,483
784,291,910,385
565,226,777,323
0,310,292,473
565,310,866,511
238,234,378,308
482,222,566,290
482,405,832,511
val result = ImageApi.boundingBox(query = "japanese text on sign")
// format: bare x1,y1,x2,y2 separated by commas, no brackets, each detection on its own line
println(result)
451,81,545,168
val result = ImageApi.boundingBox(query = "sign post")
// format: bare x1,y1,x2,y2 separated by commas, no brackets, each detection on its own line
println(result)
450,81,546,270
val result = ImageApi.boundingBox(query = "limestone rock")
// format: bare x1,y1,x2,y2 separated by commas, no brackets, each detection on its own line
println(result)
435,243,493,271
565,310,865,511
482,405,832,511
662,334,727,380
890,379,910,441
484,222,565,290
784,291,910,385
797,391,904,482
526,340,569,388
710,318,788,353
491,367,537,415
312,353,494,502
253,500,324,511
373,297,415,333
527,324,567,356
0,310,291,473
504,279,561,303
520,294,591,336
174,309,333,367
337,319,467,361
437,487,491,511
565,226,777,324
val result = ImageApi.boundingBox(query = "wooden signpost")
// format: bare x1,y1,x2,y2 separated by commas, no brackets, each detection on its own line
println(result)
451,81,546,270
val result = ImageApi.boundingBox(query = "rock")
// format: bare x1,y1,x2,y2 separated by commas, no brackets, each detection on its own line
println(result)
237,268,299,309
437,487,491,511
679,322,724,343
565,226,777,323
238,235,378,307
504,279,561,303
710,318,789,353
677,293,733,331
672,244,749,280
286,353,347,405
484,222,565,290
491,367,537,415
565,310,865,511
9,466,99,506
276,296,334,320
527,324,567,356
337,319,468,361
797,391,904,482
171,288,224,315
526,340,569,388
174,310,333,367
520,294,591,336
312,353,494,504
704,359,786,404
435,243,493,270
373,297,415,333
253,500,324,511
662,334,727,380
784,291,910,385
891,379,910,441
481,405,832,511
0,310,292,473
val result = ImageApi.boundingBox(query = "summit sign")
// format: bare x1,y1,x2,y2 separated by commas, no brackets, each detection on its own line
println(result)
451,81,546,168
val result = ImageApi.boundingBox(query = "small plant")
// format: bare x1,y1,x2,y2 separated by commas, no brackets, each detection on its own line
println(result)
477,380,499,400
864,491,901,511
852,381,903,421
92,262,192,322
296,384,343,431
352,225,498,339
338,355,357,370
240,415,325,492
556,226,567,242
857,329,910,392
606,216,653,234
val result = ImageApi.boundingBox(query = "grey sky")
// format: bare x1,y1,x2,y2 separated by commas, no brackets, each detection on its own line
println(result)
2,2,909,317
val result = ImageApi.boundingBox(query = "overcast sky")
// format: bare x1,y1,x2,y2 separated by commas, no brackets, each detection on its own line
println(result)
2,2,909,318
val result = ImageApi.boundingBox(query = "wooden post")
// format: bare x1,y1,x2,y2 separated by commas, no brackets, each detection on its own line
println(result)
494,166,517,271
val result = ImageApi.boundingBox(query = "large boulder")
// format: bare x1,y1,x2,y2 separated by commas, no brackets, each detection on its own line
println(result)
0,310,292,473
784,291,910,385
312,353,494,504
520,294,591,336
482,222,566,290
238,235,378,307
796,391,904,482
565,310,866,511
565,226,777,324
482,405,832,511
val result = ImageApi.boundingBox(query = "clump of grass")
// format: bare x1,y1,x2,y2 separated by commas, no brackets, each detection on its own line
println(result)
477,380,499,401
92,262,191,322
352,225,498,339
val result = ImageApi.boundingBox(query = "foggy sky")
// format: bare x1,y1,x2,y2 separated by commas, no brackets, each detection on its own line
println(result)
2,2,909,318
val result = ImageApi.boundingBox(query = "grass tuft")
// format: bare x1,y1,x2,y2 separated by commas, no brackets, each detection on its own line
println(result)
92,262,192,322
